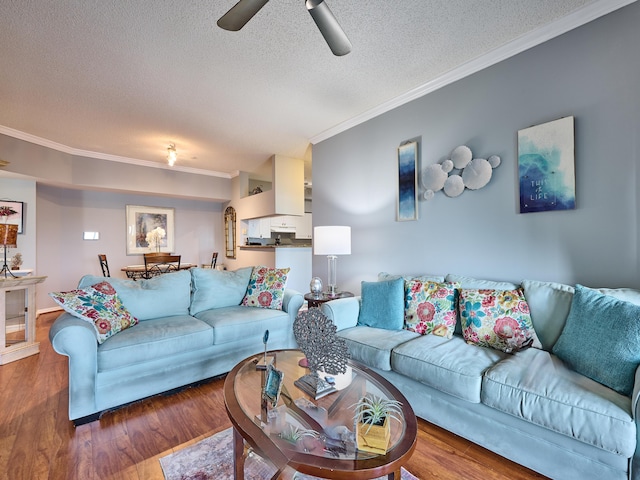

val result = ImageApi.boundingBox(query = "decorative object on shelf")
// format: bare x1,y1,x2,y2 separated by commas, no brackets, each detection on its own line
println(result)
0,224,18,278
10,252,22,270
313,225,351,296
0,205,19,278
397,141,418,221
125,205,175,255
352,393,404,454
293,308,350,399
518,116,575,213
421,145,501,200
146,226,166,253
166,143,177,167
309,277,323,298
250,185,263,195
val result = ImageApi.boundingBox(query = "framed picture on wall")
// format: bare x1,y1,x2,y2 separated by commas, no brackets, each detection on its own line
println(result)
518,116,576,214
0,200,24,233
125,205,175,255
397,141,418,221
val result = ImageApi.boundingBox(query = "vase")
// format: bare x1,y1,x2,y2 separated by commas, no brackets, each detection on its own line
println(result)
356,415,390,455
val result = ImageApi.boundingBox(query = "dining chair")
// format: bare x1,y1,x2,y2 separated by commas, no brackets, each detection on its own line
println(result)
210,252,218,269
98,254,110,277
144,254,181,278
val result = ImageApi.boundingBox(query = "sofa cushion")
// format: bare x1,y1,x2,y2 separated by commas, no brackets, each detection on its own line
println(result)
459,288,541,353
49,281,138,344
552,285,640,396
521,279,574,351
404,280,458,338
482,347,635,457
337,326,419,371
189,266,253,314
241,266,290,309
78,270,192,321
195,305,291,345
357,277,405,330
97,315,213,371
378,272,445,283
446,274,520,335
391,334,507,403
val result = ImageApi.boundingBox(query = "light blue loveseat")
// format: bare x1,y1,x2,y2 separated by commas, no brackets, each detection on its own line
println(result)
321,273,640,480
49,267,303,425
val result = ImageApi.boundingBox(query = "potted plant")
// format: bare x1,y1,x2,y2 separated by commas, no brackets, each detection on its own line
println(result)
352,393,403,454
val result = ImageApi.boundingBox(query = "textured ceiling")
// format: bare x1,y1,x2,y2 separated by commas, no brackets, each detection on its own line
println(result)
0,0,631,179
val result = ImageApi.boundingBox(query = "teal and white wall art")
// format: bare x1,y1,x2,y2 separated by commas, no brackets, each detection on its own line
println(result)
397,141,418,221
518,116,576,214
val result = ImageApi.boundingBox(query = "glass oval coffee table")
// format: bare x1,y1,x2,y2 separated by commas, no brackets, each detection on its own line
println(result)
224,349,417,479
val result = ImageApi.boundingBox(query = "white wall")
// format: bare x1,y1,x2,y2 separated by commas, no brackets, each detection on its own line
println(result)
36,184,224,310
312,3,640,294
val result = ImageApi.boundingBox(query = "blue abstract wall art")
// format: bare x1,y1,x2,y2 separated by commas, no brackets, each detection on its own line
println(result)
397,141,418,221
518,116,575,214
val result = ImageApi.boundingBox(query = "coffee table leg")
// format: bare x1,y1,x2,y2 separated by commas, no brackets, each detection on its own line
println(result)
233,427,245,480
387,468,401,479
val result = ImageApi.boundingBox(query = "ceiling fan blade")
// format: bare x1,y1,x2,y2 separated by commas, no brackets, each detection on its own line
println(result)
217,0,269,31
306,0,352,56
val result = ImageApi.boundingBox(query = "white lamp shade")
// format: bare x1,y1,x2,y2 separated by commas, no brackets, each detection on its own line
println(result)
313,226,351,255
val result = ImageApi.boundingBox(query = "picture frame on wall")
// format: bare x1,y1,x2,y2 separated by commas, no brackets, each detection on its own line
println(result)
397,141,418,221
0,200,24,234
125,205,175,255
518,116,576,214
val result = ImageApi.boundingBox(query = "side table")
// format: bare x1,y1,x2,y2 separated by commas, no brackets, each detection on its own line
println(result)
304,291,354,309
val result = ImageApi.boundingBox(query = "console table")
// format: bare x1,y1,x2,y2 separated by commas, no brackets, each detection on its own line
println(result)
0,275,47,364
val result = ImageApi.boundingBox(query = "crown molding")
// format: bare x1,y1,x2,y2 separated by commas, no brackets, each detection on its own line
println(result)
0,125,232,179
310,0,636,145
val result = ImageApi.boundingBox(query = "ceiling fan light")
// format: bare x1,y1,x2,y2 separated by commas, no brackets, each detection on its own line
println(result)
167,144,177,167
306,0,352,56
217,0,269,31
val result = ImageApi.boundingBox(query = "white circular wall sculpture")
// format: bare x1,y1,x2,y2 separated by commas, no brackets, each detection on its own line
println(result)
421,145,501,200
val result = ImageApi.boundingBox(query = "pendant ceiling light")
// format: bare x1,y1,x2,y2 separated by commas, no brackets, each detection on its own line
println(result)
217,0,352,56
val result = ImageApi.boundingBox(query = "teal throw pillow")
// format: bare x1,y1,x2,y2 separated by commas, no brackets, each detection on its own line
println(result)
552,284,640,396
357,277,405,330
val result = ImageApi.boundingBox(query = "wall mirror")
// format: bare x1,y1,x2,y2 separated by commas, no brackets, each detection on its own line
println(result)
224,206,236,259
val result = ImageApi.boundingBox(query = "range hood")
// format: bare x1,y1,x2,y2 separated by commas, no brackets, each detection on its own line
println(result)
270,224,296,233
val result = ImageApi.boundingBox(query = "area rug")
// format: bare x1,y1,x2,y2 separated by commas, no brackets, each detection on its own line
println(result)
160,427,418,480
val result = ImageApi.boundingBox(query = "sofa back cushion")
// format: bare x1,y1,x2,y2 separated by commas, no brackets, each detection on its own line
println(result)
190,267,253,314
521,279,574,350
552,284,640,396
78,270,192,321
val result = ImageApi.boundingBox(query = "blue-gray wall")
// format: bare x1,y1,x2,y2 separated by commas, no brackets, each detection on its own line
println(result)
312,3,640,293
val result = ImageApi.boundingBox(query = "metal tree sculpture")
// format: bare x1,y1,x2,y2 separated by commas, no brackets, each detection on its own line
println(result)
293,308,349,375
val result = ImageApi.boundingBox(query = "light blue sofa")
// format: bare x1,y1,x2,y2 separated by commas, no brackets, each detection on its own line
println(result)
321,273,640,480
49,267,304,425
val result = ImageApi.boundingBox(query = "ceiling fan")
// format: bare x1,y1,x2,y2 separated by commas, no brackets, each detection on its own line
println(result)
217,0,352,56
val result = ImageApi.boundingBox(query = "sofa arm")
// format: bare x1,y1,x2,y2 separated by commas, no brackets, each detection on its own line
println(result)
321,296,361,331
631,366,640,480
49,312,99,421
283,289,304,317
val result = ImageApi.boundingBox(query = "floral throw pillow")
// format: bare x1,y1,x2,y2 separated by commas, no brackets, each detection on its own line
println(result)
49,281,138,344
241,266,290,309
404,280,459,338
459,288,541,353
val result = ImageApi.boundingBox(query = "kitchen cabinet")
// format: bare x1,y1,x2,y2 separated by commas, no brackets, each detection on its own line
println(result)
247,217,271,238
294,213,312,239
270,215,296,232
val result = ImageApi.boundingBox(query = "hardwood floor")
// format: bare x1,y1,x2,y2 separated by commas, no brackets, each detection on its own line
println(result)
0,311,548,480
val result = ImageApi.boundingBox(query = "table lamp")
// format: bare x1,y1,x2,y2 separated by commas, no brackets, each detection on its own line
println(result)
0,223,18,278
313,225,351,296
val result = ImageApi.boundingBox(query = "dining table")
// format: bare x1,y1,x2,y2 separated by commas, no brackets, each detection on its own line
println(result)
120,262,196,280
